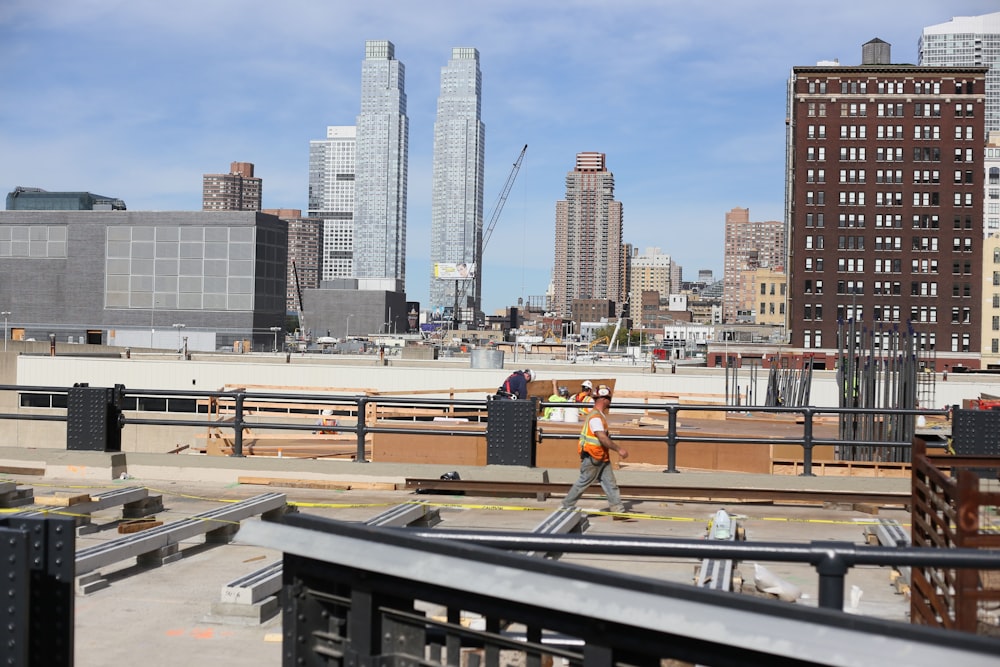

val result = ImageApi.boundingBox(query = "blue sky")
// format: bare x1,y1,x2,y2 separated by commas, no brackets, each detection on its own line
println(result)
1,1,995,315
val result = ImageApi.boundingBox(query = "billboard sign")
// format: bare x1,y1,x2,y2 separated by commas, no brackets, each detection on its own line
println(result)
434,262,476,280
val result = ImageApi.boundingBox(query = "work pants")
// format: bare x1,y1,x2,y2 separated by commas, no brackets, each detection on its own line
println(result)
560,455,624,513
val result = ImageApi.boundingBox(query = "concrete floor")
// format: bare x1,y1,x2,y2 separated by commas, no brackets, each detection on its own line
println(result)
1,464,915,667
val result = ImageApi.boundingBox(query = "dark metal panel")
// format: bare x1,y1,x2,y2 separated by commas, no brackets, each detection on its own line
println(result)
486,398,537,466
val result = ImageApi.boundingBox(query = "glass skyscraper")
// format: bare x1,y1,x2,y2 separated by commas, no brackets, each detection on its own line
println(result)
429,47,485,322
354,40,409,291
308,126,356,281
920,12,1000,133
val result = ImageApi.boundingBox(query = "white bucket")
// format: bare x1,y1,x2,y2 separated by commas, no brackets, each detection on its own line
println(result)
563,409,579,423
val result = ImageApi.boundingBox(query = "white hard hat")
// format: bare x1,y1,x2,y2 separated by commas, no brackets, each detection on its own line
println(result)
582,380,593,390
523,369,534,381
321,409,333,415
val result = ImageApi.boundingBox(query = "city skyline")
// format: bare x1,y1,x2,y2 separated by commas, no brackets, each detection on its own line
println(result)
1,1,995,313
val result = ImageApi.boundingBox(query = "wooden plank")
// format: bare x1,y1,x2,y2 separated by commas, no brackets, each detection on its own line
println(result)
236,476,398,491
117,519,164,534
0,465,45,476
35,492,94,507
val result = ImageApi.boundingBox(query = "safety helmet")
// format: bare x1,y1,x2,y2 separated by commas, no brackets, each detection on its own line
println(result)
523,369,534,382
596,385,612,400
558,386,570,397
582,380,593,390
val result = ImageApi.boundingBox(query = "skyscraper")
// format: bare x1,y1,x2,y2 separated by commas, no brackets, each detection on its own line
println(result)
202,162,262,211
429,47,485,322
308,126,356,281
354,40,408,291
920,12,1000,134
786,39,987,369
722,207,784,323
552,152,622,319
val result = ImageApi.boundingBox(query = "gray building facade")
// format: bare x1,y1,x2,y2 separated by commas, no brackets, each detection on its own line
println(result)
0,210,287,351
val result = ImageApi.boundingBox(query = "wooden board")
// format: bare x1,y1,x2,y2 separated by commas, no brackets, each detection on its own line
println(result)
35,492,93,507
237,476,399,491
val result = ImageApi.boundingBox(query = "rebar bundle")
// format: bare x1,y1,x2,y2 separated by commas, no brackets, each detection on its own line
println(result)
763,355,813,407
835,320,928,462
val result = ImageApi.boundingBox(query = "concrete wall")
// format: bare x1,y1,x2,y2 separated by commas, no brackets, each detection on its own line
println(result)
0,351,994,454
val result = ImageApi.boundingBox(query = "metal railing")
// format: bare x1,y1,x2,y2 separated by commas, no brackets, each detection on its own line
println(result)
237,511,1000,666
0,383,949,476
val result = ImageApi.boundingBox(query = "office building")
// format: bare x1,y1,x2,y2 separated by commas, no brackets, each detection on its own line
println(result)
428,48,485,322
920,12,1000,133
354,40,408,291
0,210,286,351
552,152,623,319
629,247,674,320
786,39,988,369
262,209,322,315
6,186,125,211
722,207,784,323
308,126,356,281
202,162,262,211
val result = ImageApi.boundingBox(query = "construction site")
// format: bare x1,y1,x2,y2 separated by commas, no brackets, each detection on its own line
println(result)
0,328,998,665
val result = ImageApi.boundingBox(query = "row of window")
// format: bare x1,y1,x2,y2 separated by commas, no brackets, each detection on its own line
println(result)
803,191,977,207
807,124,977,140
804,79,976,97
800,304,973,325
807,147,978,163
803,213,976,229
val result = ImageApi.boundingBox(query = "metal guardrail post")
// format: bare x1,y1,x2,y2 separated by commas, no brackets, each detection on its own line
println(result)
664,405,679,473
231,392,245,458
801,408,815,477
356,397,369,462
814,541,853,611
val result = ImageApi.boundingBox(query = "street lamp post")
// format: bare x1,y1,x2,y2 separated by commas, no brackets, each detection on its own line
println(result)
269,326,282,353
345,314,354,340
1,311,10,352
172,323,186,351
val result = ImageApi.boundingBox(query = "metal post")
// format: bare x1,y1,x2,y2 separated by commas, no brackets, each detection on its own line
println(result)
814,541,853,610
269,326,282,353
801,407,816,477
1,311,9,351
172,323,185,351
664,405,680,473
356,397,368,462
232,392,245,458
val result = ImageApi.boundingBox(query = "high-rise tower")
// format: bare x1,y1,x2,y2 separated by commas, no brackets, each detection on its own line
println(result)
552,152,623,319
354,40,409,291
429,47,485,323
202,162,262,211
308,126,356,281
722,207,784,323
786,39,987,368
920,12,1000,134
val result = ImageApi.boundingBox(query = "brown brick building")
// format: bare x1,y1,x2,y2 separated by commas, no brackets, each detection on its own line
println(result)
787,39,988,369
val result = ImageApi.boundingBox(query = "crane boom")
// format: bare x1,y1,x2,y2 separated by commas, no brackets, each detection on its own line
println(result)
482,144,527,252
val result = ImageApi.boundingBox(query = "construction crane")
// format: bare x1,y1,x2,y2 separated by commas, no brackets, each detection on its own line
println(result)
453,144,528,328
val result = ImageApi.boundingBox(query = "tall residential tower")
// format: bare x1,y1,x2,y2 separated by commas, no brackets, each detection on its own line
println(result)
920,12,1000,134
354,40,409,291
428,47,485,323
202,162,262,212
552,152,623,318
308,126,356,281
722,207,785,323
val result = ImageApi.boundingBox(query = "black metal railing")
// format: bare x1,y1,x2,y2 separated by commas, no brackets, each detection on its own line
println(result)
236,512,1000,667
0,384,950,476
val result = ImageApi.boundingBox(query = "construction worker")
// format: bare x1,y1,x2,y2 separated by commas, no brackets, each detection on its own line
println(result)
315,409,338,434
574,380,595,416
496,369,534,400
542,386,571,420
560,385,631,520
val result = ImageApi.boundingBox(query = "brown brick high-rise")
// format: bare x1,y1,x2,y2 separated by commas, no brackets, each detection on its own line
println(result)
786,39,988,369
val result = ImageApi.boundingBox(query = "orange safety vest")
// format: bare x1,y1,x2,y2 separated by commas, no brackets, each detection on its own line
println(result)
574,392,594,415
578,408,610,462
317,417,338,434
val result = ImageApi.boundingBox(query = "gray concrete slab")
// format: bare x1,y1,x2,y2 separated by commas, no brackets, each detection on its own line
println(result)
0,454,919,666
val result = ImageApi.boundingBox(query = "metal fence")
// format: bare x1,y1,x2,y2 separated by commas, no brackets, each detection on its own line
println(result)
0,383,951,476
238,512,1000,667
